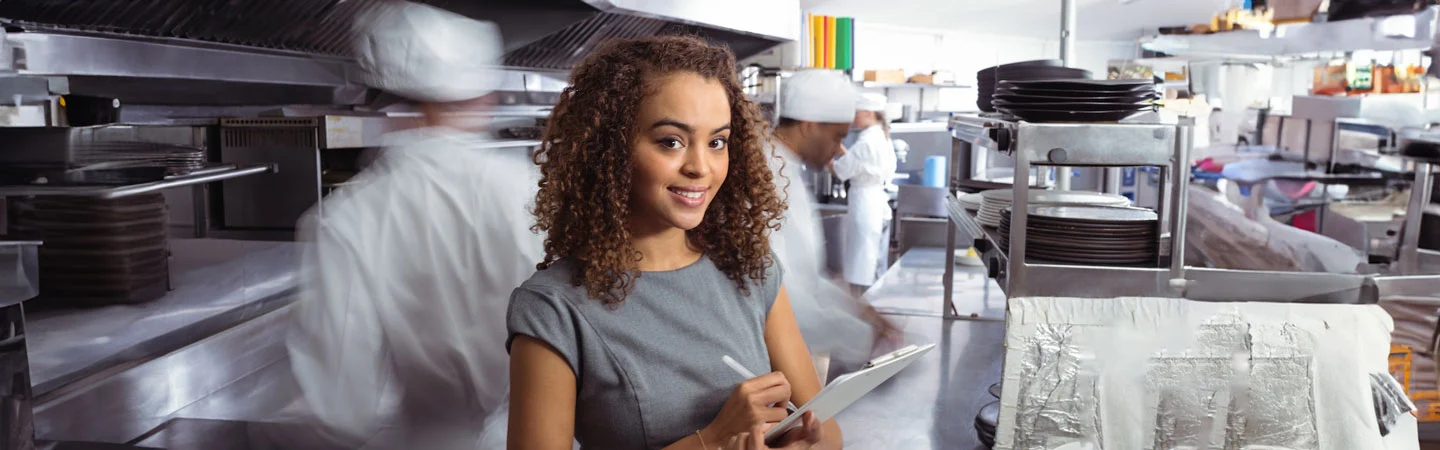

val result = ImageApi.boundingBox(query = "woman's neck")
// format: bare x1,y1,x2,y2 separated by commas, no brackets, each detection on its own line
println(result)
628,221,702,272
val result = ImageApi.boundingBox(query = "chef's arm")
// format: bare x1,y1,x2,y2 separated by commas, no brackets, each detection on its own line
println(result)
287,222,392,439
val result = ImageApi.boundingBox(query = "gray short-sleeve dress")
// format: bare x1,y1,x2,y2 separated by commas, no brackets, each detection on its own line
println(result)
507,255,783,449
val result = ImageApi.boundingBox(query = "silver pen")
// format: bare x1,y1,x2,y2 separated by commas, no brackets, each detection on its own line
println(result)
721,355,800,412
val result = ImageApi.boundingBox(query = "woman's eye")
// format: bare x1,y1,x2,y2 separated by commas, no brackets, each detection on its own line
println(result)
658,138,684,149
709,138,727,150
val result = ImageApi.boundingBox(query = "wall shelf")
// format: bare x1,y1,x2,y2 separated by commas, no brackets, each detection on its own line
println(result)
1140,6,1439,58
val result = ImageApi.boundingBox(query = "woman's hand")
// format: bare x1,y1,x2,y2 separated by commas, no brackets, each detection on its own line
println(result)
722,412,823,450
702,372,792,445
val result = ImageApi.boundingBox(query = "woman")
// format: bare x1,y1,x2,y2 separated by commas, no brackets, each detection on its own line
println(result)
506,36,843,450
832,93,898,294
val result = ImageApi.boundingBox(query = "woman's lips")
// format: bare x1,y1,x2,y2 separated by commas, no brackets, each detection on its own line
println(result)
668,186,707,207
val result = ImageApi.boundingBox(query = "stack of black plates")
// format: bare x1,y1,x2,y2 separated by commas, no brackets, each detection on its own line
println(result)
975,400,999,448
998,204,1159,267
977,59,1078,113
994,79,1157,122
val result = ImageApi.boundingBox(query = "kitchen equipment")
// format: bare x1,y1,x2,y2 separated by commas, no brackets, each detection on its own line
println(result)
999,204,1160,267
976,188,1130,228
978,60,1088,113
994,79,1157,122
8,193,169,305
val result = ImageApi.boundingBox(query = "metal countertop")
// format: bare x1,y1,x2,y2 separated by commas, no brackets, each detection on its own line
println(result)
27,238,300,394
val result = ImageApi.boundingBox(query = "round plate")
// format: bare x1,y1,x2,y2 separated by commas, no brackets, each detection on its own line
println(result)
1029,205,1158,222
993,91,1157,103
992,100,1156,112
998,108,1147,123
996,67,1092,82
998,86,1155,97
997,78,1154,91
981,189,1129,206
996,59,1063,70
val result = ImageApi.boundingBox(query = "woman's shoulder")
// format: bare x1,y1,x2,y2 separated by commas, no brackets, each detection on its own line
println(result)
514,258,584,302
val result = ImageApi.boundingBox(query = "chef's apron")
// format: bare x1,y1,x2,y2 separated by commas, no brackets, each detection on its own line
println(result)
842,183,891,287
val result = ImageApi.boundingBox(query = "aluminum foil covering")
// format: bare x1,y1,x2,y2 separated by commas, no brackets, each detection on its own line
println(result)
1013,324,1102,449
1010,321,1320,449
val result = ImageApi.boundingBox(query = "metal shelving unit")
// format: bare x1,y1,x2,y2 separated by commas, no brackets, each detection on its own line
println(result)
0,164,275,199
940,114,1426,312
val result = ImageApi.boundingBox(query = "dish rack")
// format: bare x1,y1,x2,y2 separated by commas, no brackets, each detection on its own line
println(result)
940,113,1434,315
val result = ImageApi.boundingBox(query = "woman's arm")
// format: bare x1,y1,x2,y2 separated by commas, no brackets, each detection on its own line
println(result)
508,335,578,450
766,286,844,449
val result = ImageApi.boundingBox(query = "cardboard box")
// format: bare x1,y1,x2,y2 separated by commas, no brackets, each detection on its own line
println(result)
863,69,905,84
907,74,934,84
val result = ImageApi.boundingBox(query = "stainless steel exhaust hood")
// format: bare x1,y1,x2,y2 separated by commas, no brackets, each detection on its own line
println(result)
0,0,797,106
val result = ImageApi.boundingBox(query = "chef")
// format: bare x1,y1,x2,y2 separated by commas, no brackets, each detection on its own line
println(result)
286,2,542,448
767,70,892,370
833,92,898,294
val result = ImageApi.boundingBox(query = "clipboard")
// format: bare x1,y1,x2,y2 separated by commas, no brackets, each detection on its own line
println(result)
764,343,937,442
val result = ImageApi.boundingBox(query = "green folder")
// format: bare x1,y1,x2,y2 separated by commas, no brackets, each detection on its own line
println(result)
836,18,852,70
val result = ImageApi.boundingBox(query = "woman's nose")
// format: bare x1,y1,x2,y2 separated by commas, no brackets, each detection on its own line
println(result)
681,148,712,178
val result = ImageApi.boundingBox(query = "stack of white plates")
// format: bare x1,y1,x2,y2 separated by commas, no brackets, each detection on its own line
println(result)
976,189,1130,228
958,192,984,211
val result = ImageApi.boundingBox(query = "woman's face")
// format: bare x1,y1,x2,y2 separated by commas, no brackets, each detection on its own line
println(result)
629,72,732,233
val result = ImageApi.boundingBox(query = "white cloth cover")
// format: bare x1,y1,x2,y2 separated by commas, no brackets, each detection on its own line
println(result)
352,2,502,103
780,69,858,124
767,140,876,364
832,125,897,286
287,127,544,447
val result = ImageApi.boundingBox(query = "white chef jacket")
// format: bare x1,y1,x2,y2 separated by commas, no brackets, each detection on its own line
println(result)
287,127,544,446
767,139,876,364
831,125,897,286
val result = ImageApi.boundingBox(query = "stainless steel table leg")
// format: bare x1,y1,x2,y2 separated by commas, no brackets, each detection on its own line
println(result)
943,221,959,319
0,303,34,450
190,184,208,238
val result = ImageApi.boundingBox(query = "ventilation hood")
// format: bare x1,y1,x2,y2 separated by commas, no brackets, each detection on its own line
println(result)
0,0,798,106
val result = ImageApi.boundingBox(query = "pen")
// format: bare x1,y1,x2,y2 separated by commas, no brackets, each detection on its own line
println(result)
721,355,800,412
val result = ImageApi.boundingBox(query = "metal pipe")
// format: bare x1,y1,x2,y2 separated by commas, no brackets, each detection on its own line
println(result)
1056,0,1077,191
1399,162,1434,274
1169,122,1193,288
1059,0,1077,65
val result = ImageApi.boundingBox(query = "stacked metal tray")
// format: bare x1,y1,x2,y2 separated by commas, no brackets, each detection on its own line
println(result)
8,194,169,305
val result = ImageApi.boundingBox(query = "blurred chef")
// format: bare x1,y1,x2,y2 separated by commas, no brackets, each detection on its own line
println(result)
833,92,897,294
286,2,542,448
767,70,888,368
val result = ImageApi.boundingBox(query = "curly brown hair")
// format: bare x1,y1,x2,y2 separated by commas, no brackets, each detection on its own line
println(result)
530,35,785,305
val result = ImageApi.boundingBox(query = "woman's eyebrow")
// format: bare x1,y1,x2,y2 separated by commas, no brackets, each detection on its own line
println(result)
649,119,692,133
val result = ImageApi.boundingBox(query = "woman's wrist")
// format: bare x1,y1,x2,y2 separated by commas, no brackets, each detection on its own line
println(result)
696,426,720,449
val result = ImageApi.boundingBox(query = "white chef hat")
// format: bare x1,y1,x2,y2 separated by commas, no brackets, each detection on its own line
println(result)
857,93,888,112
352,2,502,103
780,69,857,124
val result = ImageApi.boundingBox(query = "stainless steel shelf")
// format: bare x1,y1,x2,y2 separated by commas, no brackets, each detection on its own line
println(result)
1140,6,1440,58
949,114,1180,167
859,82,971,89
0,164,275,199
953,206,1386,304
475,139,542,149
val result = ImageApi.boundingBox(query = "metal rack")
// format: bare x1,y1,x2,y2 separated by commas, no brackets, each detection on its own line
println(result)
0,164,274,199
940,114,1420,312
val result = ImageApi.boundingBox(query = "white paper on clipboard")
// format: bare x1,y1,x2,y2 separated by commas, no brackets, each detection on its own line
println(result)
764,343,936,442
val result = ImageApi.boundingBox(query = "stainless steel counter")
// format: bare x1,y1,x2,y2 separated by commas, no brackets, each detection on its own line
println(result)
31,246,1008,449
865,247,1006,320
28,239,300,394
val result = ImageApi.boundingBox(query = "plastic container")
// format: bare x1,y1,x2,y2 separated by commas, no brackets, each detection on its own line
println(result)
923,156,947,188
